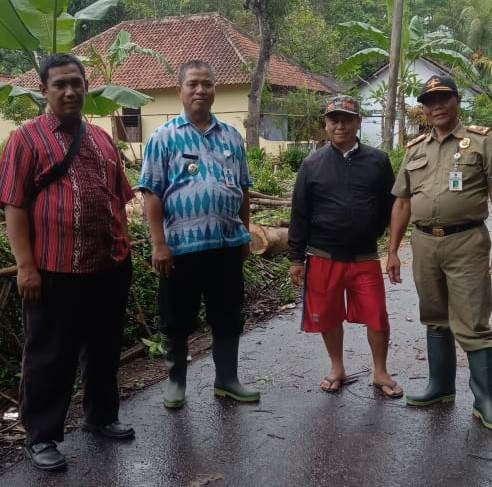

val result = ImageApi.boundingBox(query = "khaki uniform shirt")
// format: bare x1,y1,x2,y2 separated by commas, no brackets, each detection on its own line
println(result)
392,122,492,226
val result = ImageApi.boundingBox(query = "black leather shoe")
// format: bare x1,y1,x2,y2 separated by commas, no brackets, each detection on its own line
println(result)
25,441,67,472
82,421,135,439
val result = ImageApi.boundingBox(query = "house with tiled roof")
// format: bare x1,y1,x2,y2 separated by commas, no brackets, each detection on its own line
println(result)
359,57,483,147
0,74,13,84
5,13,339,154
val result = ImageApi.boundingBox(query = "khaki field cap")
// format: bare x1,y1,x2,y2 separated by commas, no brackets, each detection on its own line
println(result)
324,95,360,117
417,75,459,103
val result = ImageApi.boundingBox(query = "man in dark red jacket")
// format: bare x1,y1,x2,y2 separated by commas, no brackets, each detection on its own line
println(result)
289,96,402,398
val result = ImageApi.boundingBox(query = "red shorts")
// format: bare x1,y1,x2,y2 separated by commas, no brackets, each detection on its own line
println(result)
302,255,389,333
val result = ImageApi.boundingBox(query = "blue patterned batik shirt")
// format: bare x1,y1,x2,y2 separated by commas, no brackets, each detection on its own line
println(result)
139,112,253,256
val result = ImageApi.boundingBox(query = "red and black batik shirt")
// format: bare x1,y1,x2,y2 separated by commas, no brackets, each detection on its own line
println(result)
0,113,134,274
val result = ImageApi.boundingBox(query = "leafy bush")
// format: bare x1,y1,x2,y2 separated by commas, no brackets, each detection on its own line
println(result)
389,146,406,175
468,94,492,128
279,146,310,172
247,148,295,196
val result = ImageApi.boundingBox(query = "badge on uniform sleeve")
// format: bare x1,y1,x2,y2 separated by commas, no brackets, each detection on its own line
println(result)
187,162,199,176
459,138,471,149
449,171,463,191
224,168,235,187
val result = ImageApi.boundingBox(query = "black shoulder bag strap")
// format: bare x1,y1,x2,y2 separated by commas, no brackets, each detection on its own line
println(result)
32,121,86,198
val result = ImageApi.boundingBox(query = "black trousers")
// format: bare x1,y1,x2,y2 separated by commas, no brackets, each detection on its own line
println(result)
158,246,244,340
20,258,132,445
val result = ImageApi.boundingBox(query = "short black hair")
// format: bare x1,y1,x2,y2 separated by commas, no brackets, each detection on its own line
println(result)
177,60,215,86
39,53,86,85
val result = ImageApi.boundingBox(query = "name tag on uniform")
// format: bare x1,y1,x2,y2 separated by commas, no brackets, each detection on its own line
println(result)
224,168,235,187
449,171,463,191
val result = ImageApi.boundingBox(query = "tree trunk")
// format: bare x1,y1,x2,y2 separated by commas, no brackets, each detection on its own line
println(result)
244,0,275,149
383,0,404,151
249,223,288,256
398,87,406,145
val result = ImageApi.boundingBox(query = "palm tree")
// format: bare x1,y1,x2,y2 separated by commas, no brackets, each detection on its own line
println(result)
337,15,477,144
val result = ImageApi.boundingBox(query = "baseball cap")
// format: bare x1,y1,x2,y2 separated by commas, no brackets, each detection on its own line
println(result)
324,95,360,117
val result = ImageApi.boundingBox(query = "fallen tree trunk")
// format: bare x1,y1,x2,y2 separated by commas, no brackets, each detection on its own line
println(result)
250,198,291,207
249,223,289,256
249,190,290,201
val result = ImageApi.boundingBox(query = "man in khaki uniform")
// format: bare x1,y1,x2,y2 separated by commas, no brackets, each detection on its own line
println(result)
387,75,492,430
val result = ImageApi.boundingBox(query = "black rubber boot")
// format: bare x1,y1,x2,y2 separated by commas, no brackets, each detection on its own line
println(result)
406,328,456,406
163,337,188,409
213,336,260,402
467,348,492,429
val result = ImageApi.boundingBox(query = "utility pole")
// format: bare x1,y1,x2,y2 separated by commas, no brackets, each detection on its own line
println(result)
383,0,404,151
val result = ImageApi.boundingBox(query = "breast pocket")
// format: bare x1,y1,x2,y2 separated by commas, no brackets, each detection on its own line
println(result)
454,152,481,181
406,156,429,193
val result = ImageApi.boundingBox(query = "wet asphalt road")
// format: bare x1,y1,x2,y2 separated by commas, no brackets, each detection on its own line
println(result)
1,244,492,487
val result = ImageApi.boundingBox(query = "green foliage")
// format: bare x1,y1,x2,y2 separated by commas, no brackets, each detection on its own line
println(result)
276,0,337,75
125,165,140,187
467,94,492,127
142,334,164,359
0,95,39,126
252,207,291,226
247,148,294,196
279,146,310,172
388,146,406,175
243,253,297,306
261,85,325,143
0,48,32,75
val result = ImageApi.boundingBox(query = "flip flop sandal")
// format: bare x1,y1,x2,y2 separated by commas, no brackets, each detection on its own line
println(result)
320,377,358,393
373,381,404,399
320,377,344,393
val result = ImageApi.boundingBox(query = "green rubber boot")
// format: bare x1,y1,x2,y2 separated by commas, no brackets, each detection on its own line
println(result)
406,328,456,406
163,337,187,409
213,336,260,402
468,348,492,430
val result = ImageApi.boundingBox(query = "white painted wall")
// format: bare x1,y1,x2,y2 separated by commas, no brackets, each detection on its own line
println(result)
359,59,478,148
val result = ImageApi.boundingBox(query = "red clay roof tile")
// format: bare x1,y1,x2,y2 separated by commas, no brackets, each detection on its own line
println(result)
13,13,334,93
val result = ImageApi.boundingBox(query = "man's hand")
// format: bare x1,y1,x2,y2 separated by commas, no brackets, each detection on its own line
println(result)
289,263,305,287
152,243,173,276
386,251,402,284
17,264,42,302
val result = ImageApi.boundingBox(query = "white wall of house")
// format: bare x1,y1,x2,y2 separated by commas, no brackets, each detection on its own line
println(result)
359,59,479,148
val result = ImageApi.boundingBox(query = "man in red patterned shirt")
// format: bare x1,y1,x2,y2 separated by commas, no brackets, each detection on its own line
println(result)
0,54,135,471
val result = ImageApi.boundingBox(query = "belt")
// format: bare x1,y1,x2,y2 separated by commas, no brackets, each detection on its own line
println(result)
416,221,482,237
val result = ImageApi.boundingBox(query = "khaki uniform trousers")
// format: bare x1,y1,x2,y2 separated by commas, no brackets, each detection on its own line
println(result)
411,224,492,351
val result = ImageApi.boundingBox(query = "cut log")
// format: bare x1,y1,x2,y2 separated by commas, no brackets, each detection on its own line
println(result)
250,198,291,207
249,223,289,256
249,190,290,201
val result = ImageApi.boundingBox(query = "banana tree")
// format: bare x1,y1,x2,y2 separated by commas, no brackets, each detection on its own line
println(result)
0,1,157,132
337,15,478,143
81,29,173,147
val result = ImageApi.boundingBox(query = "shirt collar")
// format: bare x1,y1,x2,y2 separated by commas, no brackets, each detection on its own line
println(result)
44,112,84,134
427,121,464,143
176,111,220,133
330,139,360,158
45,112,64,132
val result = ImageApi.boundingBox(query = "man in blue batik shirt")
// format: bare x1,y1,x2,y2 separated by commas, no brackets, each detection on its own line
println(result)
139,59,260,408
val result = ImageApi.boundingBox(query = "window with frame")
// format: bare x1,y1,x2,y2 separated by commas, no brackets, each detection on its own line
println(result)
117,107,142,143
